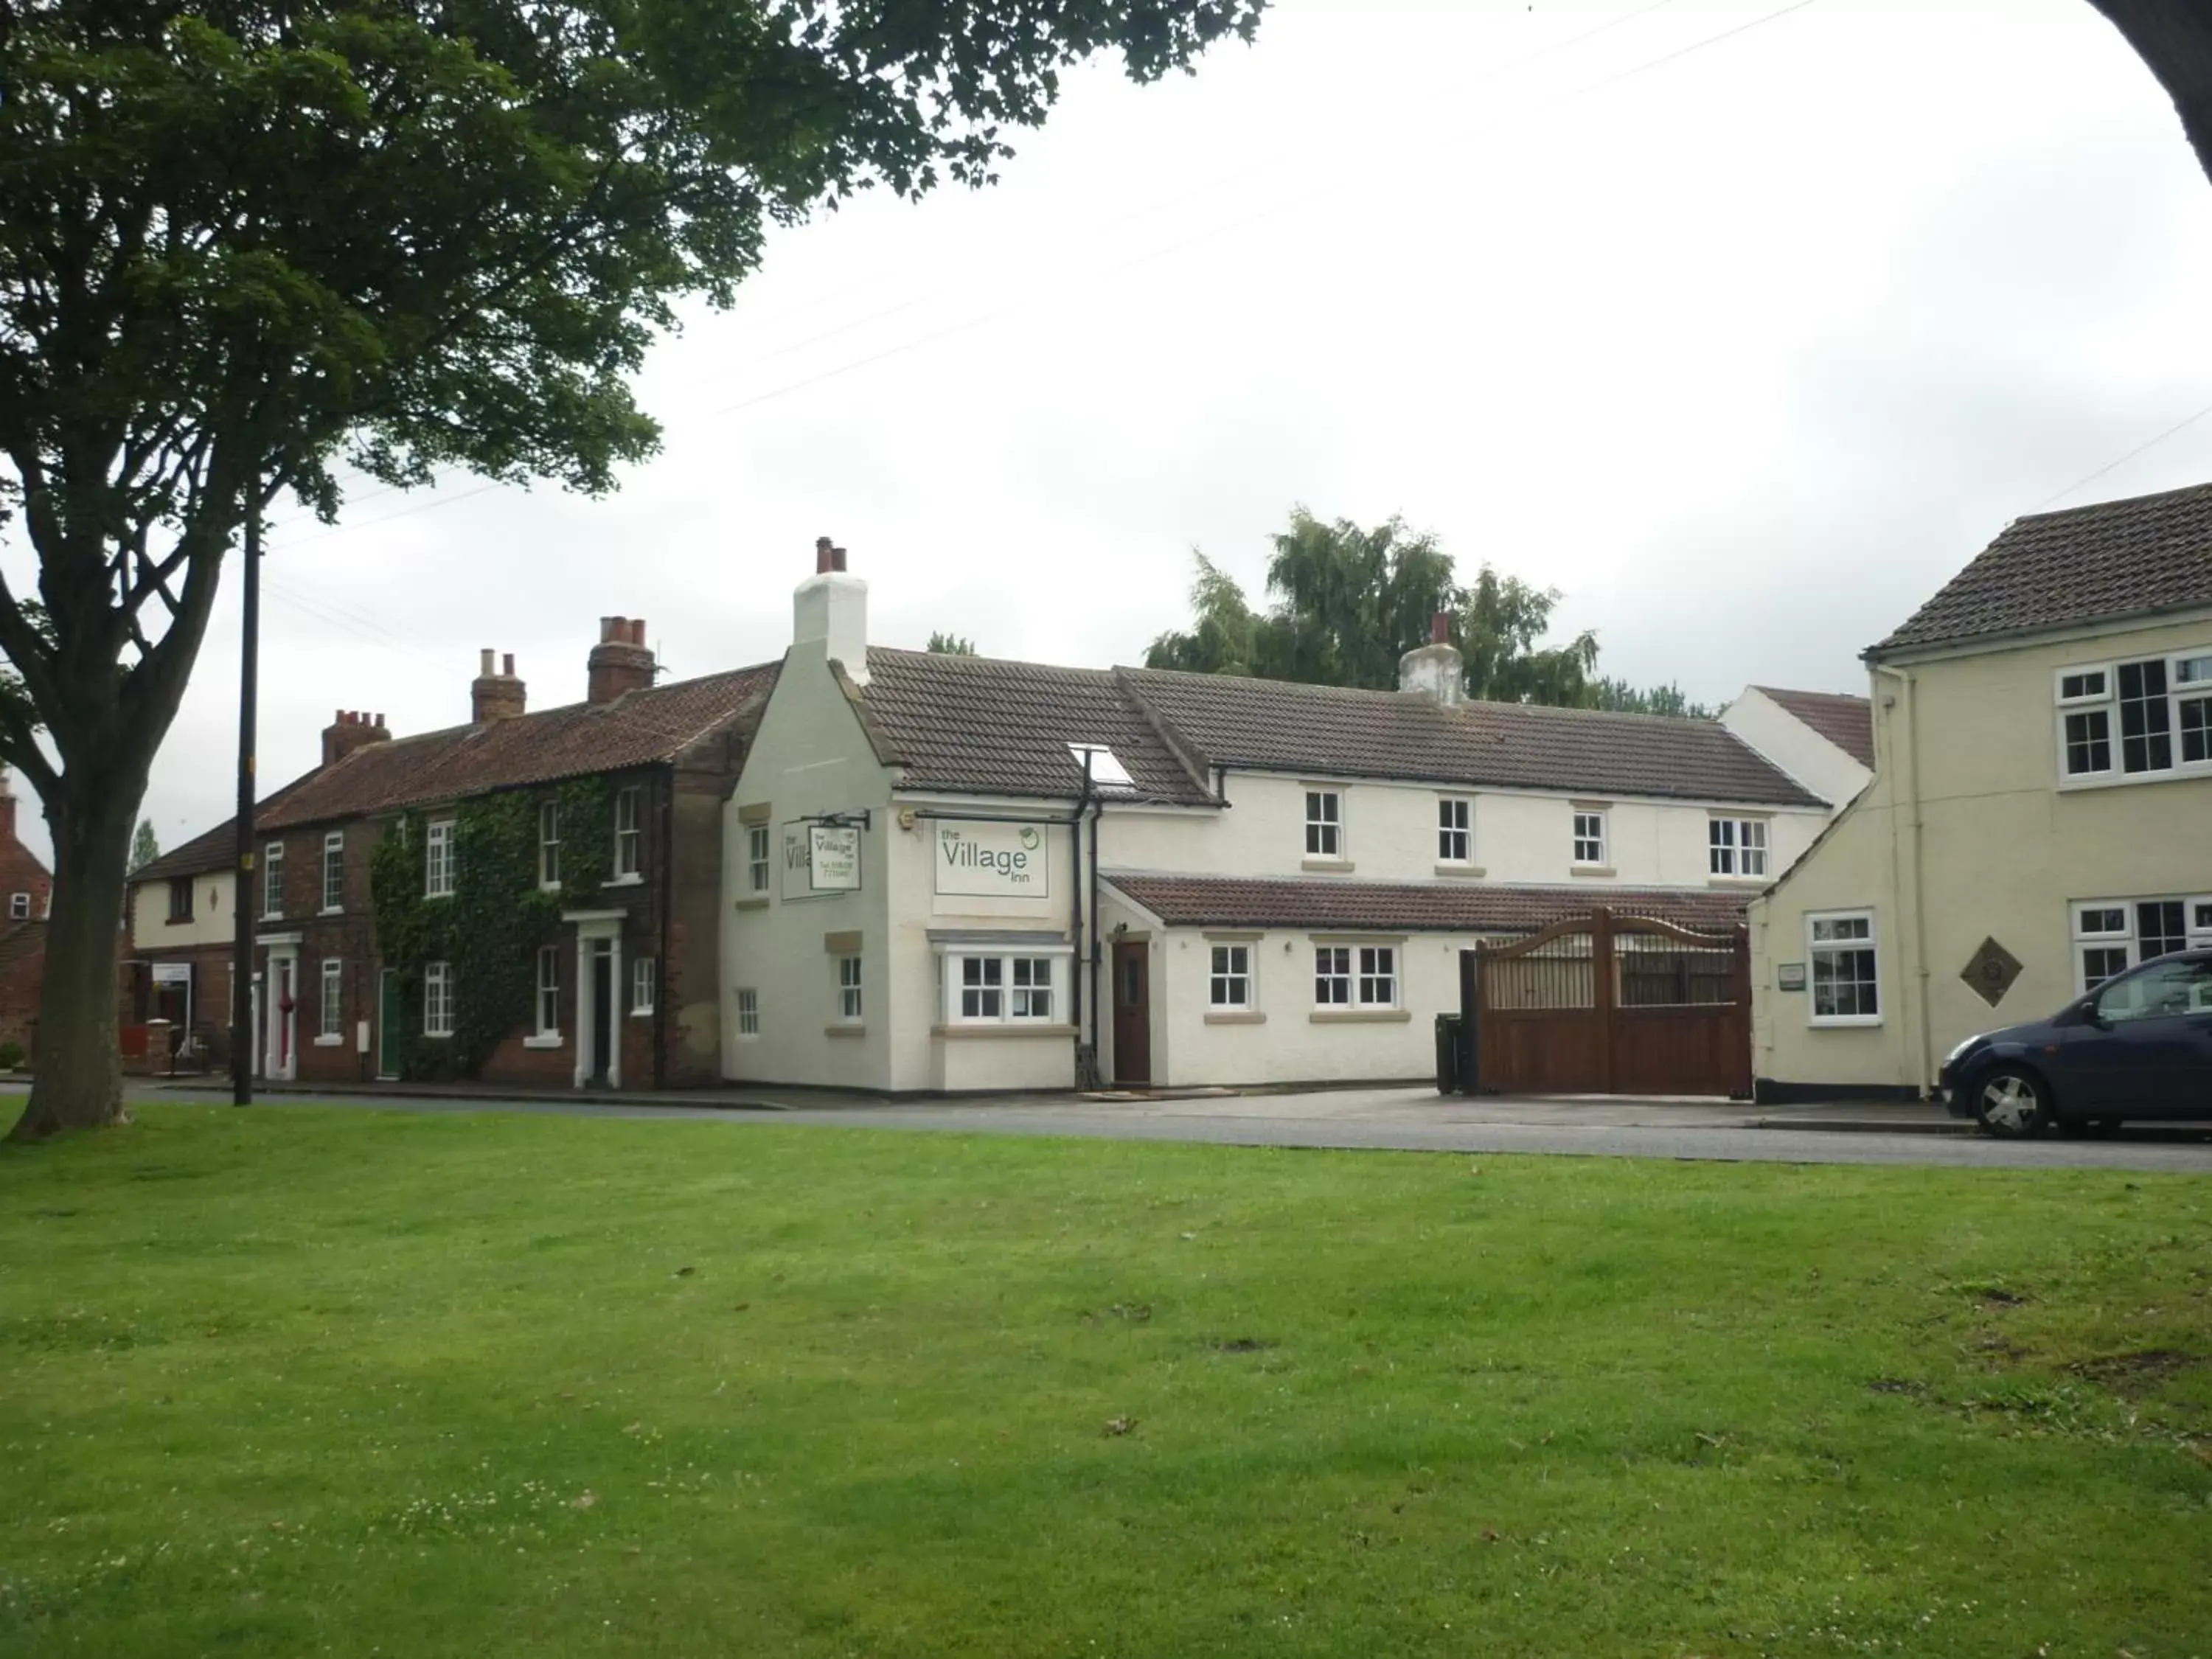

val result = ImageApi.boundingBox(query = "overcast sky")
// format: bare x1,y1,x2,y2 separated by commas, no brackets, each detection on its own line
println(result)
27,0,2212,866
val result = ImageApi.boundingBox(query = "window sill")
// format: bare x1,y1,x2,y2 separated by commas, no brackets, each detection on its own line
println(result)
629,1008,654,1020
1809,1017,1883,1030
538,880,561,895
1433,863,1487,879
733,896,771,911
523,1034,564,1050
1204,1011,1266,1025
311,1034,344,1048
1301,858,1355,874
608,872,644,888
931,1022,1078,1040
422,893,453,904
319,905,346,916
1309,1008,1412,1024
1570,866,1616,879
1708,876,1768,889
164,917,195,927
825,1023,866,1039
2056,767,2211,793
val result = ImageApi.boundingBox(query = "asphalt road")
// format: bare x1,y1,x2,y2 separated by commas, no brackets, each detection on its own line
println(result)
123,1080,2212,1173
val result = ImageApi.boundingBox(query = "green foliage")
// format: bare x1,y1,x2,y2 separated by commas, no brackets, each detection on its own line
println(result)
127,821,160,875
1145,507,1696,714
0,1040,23,1071
0,0,1261,1127
4,1112,2211,1653
1594,677,1717,720
926,632,978,655
369,779,616,1079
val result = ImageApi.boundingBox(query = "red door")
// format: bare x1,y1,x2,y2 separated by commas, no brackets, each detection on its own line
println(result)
1112,940,1151,1087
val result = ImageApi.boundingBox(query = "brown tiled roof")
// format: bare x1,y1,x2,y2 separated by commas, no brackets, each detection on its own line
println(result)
860,648,1214,805
1121,668,1823,807
261,662,779,829
1872,481,2212,654
1104,872,1750,935
134,769,323,883
1753,686,1876,769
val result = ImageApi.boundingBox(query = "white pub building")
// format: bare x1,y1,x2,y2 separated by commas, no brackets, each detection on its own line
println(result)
722,544,1857,1093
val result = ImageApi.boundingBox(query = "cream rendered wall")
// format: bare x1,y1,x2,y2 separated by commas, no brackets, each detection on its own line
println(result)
720,641,893,1091
1753,612,2212,1095
1099,771,1826,890
1722,688,1874,810
881,794,1079,1093
131,871,236,950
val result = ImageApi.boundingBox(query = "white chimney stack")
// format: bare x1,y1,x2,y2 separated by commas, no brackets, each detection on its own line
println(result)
1399,611,1464,706
794,535,868,686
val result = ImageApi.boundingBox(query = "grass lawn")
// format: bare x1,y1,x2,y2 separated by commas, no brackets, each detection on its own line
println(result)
1,1107,2208,1657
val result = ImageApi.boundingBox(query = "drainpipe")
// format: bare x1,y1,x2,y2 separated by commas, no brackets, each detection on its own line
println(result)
654,764,673,1091
1088,796,1103,1076
1870,661,1933,1096
1070,754,1093,1086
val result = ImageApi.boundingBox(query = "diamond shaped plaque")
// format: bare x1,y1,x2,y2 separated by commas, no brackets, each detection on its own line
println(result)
1960,936,2024,1009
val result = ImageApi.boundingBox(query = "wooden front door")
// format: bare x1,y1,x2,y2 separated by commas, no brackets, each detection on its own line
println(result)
1112,940,1150,1086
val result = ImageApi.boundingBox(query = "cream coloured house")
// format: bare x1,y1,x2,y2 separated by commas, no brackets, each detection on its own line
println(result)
724,546,1844,1093
1750,481,2212,1100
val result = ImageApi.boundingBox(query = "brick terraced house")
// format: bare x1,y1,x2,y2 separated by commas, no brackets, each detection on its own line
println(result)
0,771,54,1060
242,623,776,1088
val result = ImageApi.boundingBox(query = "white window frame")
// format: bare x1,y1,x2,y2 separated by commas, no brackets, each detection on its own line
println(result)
7,892,27,921
2053,649,2212,785
321,830,346,914
833,953,863,1024
422,961,455,1039
1708,816,1769,879
1208,943,1253,1009
1806,909,1881,1027
2072,894,2212,992
538,802,560,889
632,955,656,1017
1437,797,1472,865
1355,945,1399,1009
1304,788,1343,860
1572,809,1608,869
613,786,642,880
745,823,771,894
424,818,456,900
535,945,561,1038
734,987,759,1038
1313,945,1351,1006
262,841,284,919
319,958,344,1042
939,947,1069,1026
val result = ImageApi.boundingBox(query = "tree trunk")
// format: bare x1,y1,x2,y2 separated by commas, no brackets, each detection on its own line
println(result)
6,774,145,1141
2088,0,2212,187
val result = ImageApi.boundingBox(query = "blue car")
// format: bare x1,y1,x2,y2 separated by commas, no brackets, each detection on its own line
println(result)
1941,947,2212,1135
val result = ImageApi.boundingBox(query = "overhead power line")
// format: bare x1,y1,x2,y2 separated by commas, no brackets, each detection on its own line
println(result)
2031,397,2212,512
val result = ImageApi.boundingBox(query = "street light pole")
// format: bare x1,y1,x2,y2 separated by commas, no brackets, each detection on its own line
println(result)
231,490,261,1106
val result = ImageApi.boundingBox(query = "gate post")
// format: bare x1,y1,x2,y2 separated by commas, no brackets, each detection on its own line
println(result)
1458,947,1481,1095
1592,906,1615,1093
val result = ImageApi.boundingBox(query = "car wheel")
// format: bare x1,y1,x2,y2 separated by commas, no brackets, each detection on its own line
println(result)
1973,1066,2051,1137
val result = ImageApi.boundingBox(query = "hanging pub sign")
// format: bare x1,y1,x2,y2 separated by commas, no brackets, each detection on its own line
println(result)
933,821,1048,898
782,819,863,898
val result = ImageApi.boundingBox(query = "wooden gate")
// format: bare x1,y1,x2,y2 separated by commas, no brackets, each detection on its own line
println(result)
1466,908,1750,1097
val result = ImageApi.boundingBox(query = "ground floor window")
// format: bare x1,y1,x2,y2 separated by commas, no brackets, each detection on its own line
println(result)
1314,943,1397,1008
940,948,1067,1026
536,947,561,1036
1209,944,1252,1007
1357,945,1397,1007
835,955,862,1023
423,961,454,1038
2072,894,2212,991
1806,911,1879,1024
320,959,344,1040
632,955,656,1016
735,987,759,1037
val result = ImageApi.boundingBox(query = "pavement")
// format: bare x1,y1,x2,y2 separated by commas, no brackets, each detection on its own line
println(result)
121,1077,2212,1172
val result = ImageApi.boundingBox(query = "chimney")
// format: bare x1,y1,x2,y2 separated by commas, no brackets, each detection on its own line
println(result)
587,616,655,704
794,536,869,686
472,648,527,723
321,709,393,767
1398,610,1464,706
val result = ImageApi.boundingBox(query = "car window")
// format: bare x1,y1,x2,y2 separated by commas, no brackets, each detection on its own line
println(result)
2096,959,2212,1023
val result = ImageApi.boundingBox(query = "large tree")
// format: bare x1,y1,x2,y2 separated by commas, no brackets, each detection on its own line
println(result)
1146,507,1649,708
2091,1,2212,186
0,0,1261,1141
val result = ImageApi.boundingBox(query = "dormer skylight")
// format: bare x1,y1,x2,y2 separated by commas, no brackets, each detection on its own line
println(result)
1068,742,1137,793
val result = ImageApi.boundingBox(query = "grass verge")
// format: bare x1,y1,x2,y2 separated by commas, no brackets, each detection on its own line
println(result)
1,1105,2208,1656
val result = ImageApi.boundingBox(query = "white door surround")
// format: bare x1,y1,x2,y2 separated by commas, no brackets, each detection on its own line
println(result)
566,911,625,1089
261,936,302,1082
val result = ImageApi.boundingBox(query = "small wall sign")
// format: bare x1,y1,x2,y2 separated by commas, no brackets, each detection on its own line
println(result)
808,824,861,891
1777,961,1806,992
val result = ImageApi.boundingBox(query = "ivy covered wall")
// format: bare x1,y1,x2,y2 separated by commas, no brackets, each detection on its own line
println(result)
369,776,616,1080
